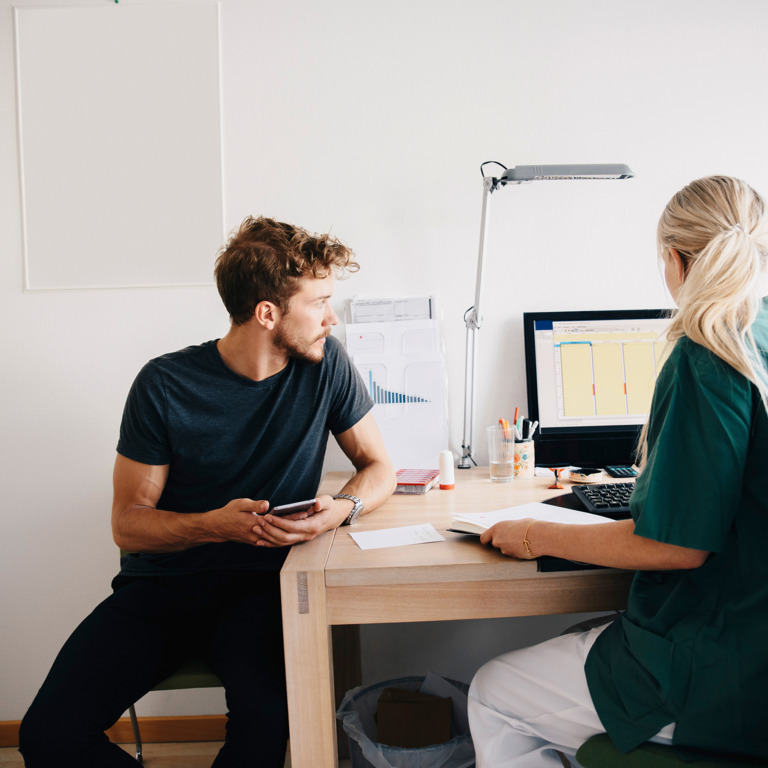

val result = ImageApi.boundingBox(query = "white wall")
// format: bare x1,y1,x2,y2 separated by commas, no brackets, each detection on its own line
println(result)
3,0,768,721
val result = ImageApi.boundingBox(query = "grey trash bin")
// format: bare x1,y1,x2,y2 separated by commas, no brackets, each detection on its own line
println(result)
336,676,475,768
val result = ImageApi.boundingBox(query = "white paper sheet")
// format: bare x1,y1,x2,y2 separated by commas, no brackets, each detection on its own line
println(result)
348,523,445,550
349,296,433,323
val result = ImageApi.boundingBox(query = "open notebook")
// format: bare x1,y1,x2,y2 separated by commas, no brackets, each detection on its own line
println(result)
448,501,614,535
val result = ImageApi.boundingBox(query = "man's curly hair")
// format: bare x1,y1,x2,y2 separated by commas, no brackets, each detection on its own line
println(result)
215,216,359,325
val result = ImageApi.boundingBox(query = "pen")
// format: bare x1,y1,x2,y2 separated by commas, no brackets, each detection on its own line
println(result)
528,420,538,439
513,406,519,426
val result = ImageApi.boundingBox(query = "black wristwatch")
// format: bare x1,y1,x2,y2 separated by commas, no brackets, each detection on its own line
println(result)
333,493,364,526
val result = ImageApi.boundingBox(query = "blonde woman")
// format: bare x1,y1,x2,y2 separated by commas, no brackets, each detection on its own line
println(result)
468,176,768,766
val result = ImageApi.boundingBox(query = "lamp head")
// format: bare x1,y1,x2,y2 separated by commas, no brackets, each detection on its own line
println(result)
497,164,635,186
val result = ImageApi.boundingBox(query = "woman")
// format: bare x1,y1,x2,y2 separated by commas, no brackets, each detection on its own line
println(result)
468,176,768,767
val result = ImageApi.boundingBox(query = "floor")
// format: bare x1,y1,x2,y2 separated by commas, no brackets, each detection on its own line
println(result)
0,743,353,767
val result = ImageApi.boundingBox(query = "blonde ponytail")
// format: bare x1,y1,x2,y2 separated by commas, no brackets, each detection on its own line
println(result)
638,176,768,466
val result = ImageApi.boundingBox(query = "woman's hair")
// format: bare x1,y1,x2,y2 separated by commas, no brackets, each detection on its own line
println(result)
214,216,359,325
638,175,768,464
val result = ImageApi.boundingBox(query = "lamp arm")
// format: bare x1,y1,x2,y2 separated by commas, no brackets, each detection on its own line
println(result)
473,175,495,328
459,322,477,468
464,176,494,331
460,176,496,467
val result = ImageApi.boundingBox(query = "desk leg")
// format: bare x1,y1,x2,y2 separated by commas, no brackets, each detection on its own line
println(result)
333,624,361,759
281,549,337,768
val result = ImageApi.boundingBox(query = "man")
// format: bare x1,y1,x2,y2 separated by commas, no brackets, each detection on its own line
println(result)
19,216,396,767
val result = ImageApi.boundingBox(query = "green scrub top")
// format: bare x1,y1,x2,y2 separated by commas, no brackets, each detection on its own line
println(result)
585,300,768,760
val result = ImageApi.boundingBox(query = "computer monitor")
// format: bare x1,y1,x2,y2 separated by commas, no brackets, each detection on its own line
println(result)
523,308,670,468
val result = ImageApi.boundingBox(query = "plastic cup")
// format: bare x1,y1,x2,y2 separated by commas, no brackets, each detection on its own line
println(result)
487,425,514,482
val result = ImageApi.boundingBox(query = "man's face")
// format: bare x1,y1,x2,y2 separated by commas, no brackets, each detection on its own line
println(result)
273,274,339,363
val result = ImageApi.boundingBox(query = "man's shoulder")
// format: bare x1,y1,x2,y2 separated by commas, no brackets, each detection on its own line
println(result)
142,340,219,374
149,339,218,365
130,341,221,396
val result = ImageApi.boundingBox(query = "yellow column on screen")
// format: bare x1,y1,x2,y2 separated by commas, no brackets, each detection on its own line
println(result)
560,343,595,416
592,343,627,415
624,342,656,413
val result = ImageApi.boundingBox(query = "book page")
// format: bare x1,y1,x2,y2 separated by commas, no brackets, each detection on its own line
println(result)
452,502,615,532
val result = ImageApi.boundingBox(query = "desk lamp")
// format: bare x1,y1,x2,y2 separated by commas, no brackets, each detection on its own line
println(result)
458,162,635,469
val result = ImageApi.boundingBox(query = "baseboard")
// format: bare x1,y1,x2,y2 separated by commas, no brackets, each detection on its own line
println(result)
107,714,227,744
0,722,21,748
0,714,227,748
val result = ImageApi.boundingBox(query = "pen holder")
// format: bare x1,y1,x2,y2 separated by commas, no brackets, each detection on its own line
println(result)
514,439,535,478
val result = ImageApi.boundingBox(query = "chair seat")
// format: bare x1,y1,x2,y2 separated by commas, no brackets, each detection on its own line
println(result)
128,656,222,762
575,734,766,768
151,657,220,692
118,550,224,763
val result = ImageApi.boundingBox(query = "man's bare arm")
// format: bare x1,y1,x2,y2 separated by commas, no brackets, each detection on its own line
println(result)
111,454,267,552
252,412,396,546
332,411,397,517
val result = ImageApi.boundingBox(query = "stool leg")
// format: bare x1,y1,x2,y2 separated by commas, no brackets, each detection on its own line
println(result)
128,704,143,763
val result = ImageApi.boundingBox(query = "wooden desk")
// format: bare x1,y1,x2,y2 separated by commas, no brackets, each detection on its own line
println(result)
280,467,633,768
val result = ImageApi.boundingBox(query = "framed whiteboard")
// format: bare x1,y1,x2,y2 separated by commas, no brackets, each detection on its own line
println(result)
15,2,224,290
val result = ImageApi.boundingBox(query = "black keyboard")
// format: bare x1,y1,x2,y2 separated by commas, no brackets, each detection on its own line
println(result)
571,482,635,519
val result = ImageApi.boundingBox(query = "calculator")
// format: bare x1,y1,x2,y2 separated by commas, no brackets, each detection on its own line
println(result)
604,465,638,478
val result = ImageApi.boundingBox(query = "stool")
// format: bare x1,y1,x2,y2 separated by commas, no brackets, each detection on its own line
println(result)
575,734,766,768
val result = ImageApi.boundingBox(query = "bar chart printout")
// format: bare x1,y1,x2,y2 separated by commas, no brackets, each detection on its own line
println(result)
346,315,449,468
556,329,668,418
352,359,448,467
366,369,429,404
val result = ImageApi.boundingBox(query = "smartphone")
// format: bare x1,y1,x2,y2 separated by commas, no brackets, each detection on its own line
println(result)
270,498,317,517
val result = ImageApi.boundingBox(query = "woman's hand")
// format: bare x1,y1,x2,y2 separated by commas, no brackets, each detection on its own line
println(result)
480,517,708,570
480,519,538,559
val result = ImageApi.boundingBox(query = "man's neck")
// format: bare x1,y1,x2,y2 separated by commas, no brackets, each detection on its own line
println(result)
216,324,288,382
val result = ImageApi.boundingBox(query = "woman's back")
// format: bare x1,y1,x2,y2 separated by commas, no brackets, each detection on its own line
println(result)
586,300,768,759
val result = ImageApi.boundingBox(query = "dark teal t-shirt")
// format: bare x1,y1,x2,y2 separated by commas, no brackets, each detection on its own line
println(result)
116,334,372,576
586,301,768,760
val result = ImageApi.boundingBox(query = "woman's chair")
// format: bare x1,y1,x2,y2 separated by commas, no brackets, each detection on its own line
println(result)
127,656,222,763
576,734,767,768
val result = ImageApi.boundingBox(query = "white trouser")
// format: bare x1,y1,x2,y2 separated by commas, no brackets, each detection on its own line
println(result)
467,622,675,768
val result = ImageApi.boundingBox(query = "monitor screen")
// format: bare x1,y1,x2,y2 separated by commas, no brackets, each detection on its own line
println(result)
523,309,670,468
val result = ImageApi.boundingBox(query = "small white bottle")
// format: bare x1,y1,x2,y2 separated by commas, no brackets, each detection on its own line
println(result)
439,450,455,490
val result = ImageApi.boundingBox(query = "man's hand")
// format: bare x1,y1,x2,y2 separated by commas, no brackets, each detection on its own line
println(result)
203,498,273,546
250,494,350,547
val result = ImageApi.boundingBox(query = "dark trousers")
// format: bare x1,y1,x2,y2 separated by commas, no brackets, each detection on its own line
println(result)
19,569,289,767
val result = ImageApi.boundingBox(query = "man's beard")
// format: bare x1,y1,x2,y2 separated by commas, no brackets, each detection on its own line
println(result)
273,325,329,364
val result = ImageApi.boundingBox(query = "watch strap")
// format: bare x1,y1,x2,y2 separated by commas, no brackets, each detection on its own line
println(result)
333,493,363,525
